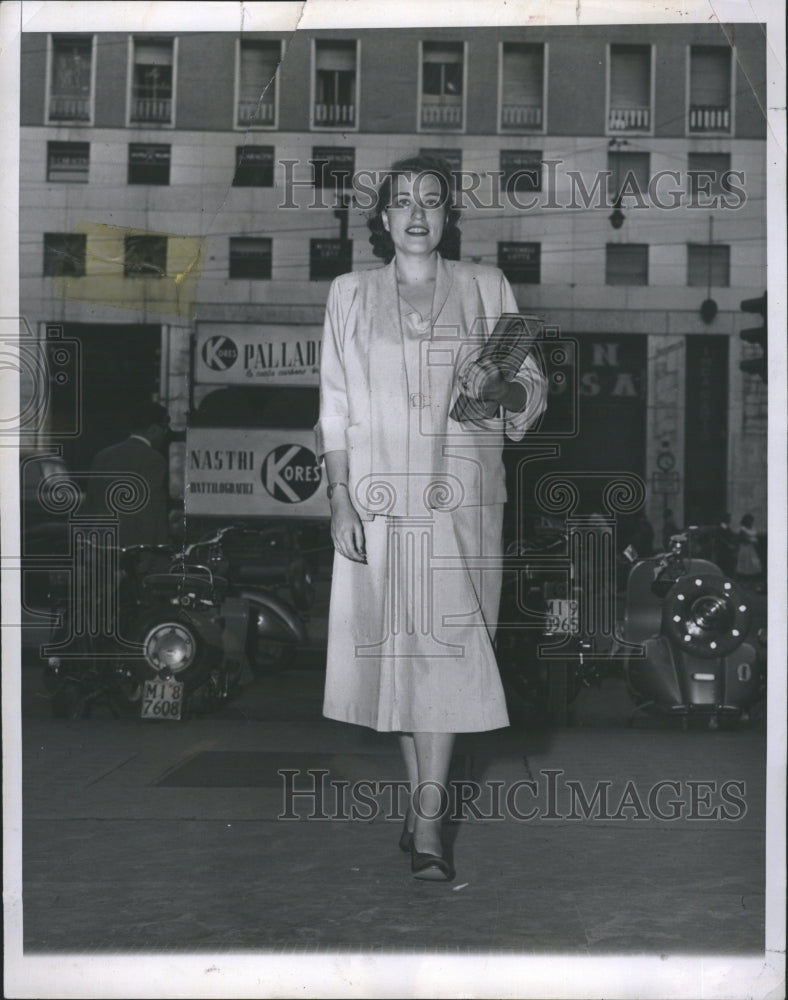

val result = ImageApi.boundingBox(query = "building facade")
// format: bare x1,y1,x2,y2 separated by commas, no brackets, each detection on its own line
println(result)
19,23,767,531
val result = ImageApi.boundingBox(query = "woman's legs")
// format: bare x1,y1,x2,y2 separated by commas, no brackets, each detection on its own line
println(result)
411,731,455,856
398,733,418,833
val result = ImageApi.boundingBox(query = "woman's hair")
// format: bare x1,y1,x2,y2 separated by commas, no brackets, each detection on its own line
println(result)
740,513,754,528
367,154,462,262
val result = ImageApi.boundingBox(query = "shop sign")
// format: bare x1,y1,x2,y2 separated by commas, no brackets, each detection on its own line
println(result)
185,427,327,518
195,324,322,386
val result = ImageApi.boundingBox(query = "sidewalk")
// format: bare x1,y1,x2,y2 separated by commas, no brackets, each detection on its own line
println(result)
19,701,766,956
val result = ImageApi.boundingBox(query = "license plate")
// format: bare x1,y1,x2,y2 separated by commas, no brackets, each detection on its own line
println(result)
141,679,184,720
544,599,579,635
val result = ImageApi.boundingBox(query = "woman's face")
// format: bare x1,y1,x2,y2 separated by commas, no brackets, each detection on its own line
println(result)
381,171,447,259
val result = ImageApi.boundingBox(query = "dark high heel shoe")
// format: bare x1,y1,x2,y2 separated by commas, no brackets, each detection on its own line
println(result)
399,815,414,853
410,843,455,882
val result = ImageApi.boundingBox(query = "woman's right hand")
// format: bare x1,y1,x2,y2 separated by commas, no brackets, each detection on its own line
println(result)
330,490,367,563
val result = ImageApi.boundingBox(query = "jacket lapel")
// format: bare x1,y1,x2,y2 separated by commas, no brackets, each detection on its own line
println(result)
432,255,454,324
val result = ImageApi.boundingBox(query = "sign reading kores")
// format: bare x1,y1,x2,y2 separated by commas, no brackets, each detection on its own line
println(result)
195,323,321,386
185,427,328,518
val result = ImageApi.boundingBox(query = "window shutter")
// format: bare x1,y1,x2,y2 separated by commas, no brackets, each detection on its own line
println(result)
423,43,462,64
610,46,650,107
240,42,279,96
315,42,356,71
502,45,542,103
134,41,173,66
690,47,730,106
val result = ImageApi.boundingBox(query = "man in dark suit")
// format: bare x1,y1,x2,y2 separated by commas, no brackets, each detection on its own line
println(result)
84,401,171,550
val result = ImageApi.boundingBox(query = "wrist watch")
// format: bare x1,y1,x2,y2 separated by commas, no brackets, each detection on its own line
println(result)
327,481,348,499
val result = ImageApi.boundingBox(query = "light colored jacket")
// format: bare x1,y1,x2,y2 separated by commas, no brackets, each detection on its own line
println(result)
315,256,548,518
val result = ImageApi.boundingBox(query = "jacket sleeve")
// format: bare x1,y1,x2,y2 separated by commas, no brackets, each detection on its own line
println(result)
314,278,350,460
499,272,549,443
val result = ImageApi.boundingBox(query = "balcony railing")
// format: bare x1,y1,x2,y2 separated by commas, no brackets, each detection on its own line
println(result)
313,103,356,127
131,97,172,123
49,95,90,121
420,103,463,129
608,107,651,131
689,105,730,132
501,104,543,129
237,100,276,126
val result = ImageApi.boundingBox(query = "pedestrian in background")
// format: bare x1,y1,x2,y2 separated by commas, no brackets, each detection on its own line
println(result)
84,401,171,562
735,513,763,584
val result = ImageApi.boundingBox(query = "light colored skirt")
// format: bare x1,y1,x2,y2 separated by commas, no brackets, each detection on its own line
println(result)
323,504,510,733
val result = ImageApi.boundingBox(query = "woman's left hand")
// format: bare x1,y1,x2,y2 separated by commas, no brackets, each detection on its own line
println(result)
462,360,508,403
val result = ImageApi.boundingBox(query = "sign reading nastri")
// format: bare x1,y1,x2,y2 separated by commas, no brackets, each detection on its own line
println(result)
195,323,322,386
185,427,327,518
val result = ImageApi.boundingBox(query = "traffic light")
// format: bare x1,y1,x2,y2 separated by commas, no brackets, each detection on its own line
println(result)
739,291,767,382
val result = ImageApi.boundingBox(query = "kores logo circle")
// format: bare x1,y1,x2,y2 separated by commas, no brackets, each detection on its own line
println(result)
261,445,322,503
202,336,238,371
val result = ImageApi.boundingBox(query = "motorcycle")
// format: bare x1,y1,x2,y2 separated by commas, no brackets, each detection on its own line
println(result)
43,525,308,720
620,529,765,729
495,525,605,726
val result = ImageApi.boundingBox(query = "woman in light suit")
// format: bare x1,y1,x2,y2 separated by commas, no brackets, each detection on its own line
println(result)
315,155,547,880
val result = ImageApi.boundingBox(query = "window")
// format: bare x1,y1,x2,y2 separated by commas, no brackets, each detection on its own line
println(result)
127,144,171,185
313,40,357,127
689,46,732,132
498,242,540,284
608,45,651,132
310,239,352,280
607,151,650,204
131,38,174,124
605,244,648,285
43,233,86,277
687,152,733,202
47,141,90,182
229,238,272,279
237,40,279,127
500,150,542,195
687,244,730,287
420,42,464,130
310,146,355,196
418,148,462,173
48,35,92,121
500,43,544,130
124,235,167,278
232,146,275,187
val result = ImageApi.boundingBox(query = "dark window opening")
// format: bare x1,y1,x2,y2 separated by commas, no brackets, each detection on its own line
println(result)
131,38,173,123
233,146,275,186
43,233,87,277
49,34,92,121
498,242,540,284
310,239,352,280
501,150,543,194
127,143,171,185
229,238,273,279
47,141,90,182
124,235,167,278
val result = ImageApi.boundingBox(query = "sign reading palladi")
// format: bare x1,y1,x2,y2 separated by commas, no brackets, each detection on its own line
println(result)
195,323,322,386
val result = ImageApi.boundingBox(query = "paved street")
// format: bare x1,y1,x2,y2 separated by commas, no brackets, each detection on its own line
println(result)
6,574,775,1000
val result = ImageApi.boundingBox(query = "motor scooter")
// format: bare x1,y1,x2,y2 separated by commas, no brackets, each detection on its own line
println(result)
620,529,764,728
43,525,308,719
496,525,604,726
